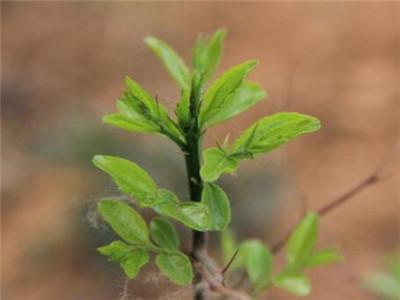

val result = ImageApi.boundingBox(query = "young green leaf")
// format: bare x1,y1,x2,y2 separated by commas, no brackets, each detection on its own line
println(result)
201,183,231,230
200,147,238,182
150,217,180,251
97,199,149,245
201,113,320,181
240,240,273,289
305,249,343,268
103,86,160,134
199,60,258,128
104,80,185,145
233,112,321,156
364,254,400,300
273,271,311,296
98,240,134,262
120,249,150,279
193,28,227,81
144,36,190,89
156,253,193,286
93,155,158,206
176,202,211,231
98,240,149,279
233,112,320,155
154,189,211,231
103,113,159,134
286,212,319,267
152,189,180,218
124,76,158,116
116,99,155,125
364,272,400,300
202,81,267,128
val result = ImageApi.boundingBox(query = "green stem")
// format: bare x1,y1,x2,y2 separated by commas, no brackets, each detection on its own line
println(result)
184,129,206,256
181,74,208,300
183,74,207,257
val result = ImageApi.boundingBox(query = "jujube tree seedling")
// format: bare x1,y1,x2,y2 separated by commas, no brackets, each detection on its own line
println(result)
93,29,342,299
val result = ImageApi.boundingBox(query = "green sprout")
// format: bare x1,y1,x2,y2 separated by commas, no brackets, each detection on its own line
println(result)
93,29,342,298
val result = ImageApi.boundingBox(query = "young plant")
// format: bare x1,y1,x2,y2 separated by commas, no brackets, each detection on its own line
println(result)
94,29,342,299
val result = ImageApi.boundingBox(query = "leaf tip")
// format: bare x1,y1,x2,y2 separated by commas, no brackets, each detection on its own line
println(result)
143,36,157,46
92,155,106,167
247,59,259,68
215,27,228,38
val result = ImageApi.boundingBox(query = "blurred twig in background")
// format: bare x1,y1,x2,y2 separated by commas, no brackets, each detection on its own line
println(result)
271,147,399,255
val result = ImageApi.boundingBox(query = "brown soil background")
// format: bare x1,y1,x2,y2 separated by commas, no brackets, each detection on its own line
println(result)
2,2,399,300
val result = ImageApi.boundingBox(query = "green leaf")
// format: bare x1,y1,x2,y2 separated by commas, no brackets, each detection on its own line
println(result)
150,217,180,251
199,60,258,128
202,81,267,128
97,199,149,245
176,202,211,231
364,272,400,300
98,240,149,279
102,113,159,133
286,212,319,267
98,240,134,262
93,155,158,206
93,157,208,230
240,240,273,288
233,112,321,156
306,249,343,268
201,183,231,230
387,254,400,281
201,113,320,181
120,249,150,279
200,147,238,182
104,80,184,145
124,77,159,117
111,92,158,131
144,36,190,89
193,28,227,81
274,271,311,296
364,254,400,300
156,253,193,286
154,189,211,231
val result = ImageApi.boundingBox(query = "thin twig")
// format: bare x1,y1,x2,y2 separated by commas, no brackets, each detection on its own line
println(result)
271,153,397,254
221,248,239,275
119,277,130,300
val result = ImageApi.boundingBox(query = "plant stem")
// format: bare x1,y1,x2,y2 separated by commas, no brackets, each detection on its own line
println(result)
184,129,206,256
184,129,208,300
181,75,209,299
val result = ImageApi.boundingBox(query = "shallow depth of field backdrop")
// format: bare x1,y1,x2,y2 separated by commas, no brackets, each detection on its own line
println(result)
2,2,399,300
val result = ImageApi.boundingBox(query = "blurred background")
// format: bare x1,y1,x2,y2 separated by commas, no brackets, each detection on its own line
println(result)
2,2,399,299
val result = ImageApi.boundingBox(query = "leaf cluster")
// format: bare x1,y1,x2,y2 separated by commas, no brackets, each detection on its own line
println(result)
98,200,192,285
93,28,341,296
221,213,342,296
